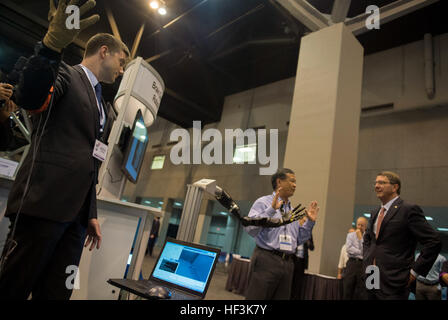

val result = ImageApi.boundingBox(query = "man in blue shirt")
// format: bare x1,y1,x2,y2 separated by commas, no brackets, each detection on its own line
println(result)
244,168,319,300
415,253,446,300
343,217,368,300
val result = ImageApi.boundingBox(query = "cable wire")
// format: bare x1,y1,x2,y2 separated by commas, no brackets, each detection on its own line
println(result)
0,75,57,277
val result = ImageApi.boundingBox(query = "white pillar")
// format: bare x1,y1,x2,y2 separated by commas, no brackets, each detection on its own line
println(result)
284,23,364,276
177,185,204,242
193,200,212,243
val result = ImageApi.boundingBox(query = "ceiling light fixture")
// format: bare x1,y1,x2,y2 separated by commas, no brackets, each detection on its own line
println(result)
158,7,167,15
149,0,167,15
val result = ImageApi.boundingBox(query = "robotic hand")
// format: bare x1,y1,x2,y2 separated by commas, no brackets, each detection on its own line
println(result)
214,186,308,228
240,203,307,227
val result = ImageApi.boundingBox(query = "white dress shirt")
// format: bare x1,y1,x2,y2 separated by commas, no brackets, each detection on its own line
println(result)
373,195,400,236
79,64,106,130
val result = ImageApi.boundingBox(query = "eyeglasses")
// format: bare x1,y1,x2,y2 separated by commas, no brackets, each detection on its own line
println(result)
374,181,391,186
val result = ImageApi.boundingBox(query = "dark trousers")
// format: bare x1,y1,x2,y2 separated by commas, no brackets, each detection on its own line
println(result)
367,289,410,300
366,285,411,300
0,213,87,300
343,258,367,300
245,246,295,300
146,236,157,256
291,257,306,300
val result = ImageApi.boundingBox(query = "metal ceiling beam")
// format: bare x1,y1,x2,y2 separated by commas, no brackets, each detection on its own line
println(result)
118,0,192,51
331,0,352,23
209,37,298,62
164,88,219,121
275,0,330,32
346,0,440,35
130,23,145,59
145,48,174,63
104,1,122,42
145,0,209,40
268,0,304,38
145,3,265,64
205,4,265,39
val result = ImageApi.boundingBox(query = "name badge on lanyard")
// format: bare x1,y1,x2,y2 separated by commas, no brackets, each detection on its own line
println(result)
279,234,293,252
92,139,108,162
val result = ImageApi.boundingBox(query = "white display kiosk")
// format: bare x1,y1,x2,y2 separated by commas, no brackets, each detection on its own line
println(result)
70,198,162,300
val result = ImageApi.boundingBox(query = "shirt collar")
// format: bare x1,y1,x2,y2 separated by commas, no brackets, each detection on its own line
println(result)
382,195,400,212
79,64,99,88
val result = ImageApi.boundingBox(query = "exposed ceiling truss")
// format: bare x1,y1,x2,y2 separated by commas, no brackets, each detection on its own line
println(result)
275,0,440,35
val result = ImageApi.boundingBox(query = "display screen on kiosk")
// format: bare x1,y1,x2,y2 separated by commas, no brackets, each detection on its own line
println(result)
121,110,149,183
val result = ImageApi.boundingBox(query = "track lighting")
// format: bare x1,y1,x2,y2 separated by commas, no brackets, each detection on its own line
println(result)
149,0,167,15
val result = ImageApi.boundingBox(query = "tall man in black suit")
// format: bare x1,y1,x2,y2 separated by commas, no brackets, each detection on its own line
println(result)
0,0,129,299
363,171,441,300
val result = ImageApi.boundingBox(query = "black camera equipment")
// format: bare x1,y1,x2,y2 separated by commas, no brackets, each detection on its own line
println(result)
0,56,29,109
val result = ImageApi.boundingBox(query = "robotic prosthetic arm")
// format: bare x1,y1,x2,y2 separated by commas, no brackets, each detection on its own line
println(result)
213,185,307,228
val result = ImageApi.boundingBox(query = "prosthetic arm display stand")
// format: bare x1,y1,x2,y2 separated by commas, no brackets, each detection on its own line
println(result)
176,179,308,245
71,57,165,300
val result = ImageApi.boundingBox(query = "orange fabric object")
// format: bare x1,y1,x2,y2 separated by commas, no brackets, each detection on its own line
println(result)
29,86,54,114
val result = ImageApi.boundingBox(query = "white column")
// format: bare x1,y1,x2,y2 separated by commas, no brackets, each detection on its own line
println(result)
284,23,364,276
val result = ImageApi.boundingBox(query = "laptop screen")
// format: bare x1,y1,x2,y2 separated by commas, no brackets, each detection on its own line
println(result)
150,239,219,295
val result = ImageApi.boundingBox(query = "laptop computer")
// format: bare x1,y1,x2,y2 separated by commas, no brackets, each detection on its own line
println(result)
108,238,220,300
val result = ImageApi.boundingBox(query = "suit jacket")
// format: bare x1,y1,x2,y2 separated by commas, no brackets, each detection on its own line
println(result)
6,43,112,226
362,197,441,297
302,235,314,269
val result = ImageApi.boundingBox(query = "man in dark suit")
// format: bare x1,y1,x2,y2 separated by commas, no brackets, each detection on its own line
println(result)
291,229,314,300
363,171,441,300
0,0,129,299
146,217,160,256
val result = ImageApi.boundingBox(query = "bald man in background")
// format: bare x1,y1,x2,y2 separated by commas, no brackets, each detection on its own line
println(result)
343,217,368,300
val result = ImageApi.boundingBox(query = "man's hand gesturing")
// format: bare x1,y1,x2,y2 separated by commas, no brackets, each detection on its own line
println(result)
271,188,284,210
306,201,319,222
43,0,100,53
